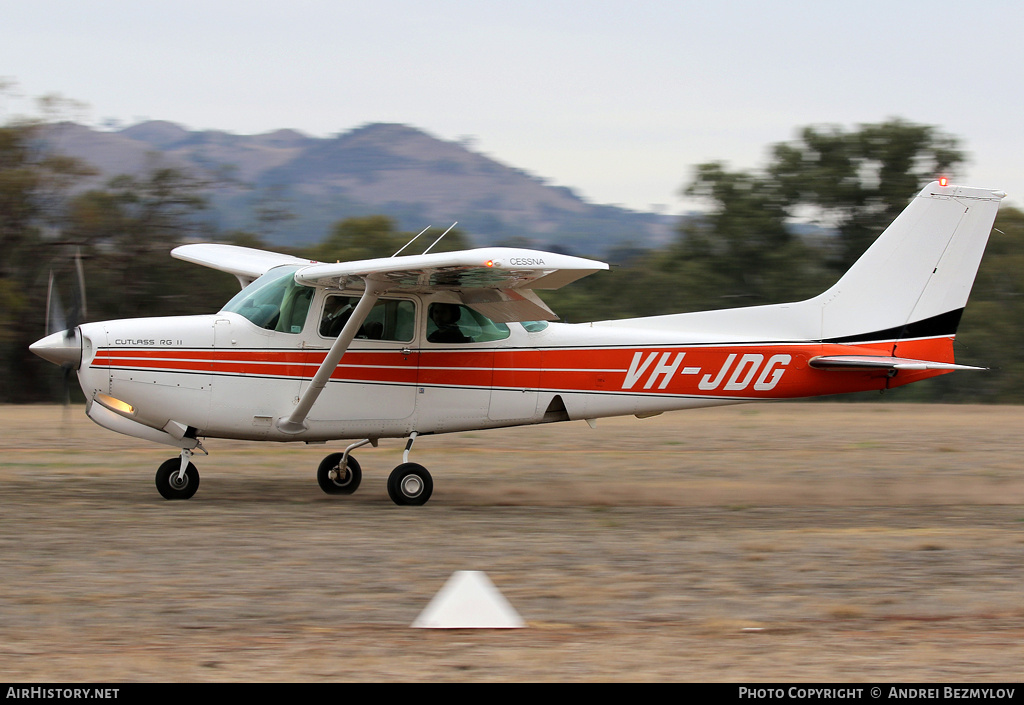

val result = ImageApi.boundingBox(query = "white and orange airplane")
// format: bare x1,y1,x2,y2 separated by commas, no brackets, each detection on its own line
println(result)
30,181,1004,505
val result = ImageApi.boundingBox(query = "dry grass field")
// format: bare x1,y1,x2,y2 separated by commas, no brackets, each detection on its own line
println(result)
1,402,1022,682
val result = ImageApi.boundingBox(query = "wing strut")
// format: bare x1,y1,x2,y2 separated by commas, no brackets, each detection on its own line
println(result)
277,280,384,434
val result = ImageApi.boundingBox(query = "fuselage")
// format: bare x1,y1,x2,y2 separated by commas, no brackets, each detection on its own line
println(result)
26,181,1001,505
72,283,952,445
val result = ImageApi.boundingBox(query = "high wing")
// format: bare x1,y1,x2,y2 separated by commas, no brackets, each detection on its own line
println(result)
293,247,609,323
172,243,609,322
171,243,315,288
294,246,605,290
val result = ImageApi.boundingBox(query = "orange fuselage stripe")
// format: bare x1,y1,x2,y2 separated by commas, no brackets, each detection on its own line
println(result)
92,337,954,399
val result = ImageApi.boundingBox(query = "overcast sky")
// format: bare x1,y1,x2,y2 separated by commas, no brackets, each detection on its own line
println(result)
2,0,1021,213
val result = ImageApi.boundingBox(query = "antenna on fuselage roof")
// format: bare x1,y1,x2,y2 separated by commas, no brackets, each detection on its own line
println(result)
391,225,432,257
422,222,458,255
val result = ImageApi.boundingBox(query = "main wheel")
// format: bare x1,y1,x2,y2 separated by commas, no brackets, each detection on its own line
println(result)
155,458,200,500
317,453,362,495
387,462,433,506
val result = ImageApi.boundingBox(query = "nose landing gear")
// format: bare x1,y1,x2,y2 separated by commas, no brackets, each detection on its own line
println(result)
155,449,200,500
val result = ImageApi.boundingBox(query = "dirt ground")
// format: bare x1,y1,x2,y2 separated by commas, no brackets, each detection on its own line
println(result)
1,402,1022,682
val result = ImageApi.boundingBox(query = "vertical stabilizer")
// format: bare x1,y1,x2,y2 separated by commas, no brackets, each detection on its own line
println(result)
816,182,1004,342
594,182,1004,344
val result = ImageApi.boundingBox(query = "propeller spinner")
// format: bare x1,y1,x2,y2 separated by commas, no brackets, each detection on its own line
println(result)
29,329,82,369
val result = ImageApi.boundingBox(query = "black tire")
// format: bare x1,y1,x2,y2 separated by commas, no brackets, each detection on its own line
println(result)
317,453,362,495
155,458,200,500
387,463,433,506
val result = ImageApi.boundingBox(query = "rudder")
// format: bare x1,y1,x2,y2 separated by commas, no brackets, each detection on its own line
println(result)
815,181,1004,342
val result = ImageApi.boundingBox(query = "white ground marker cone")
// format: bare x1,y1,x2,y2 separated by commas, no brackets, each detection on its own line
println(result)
412,570,525,629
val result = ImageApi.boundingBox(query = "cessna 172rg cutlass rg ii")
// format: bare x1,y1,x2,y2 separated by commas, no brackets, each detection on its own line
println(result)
30,181,1005,505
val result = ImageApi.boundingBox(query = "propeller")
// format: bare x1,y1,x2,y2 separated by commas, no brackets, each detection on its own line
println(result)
33,248,88,405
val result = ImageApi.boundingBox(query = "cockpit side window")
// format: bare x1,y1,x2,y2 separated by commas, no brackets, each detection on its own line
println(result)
427,303,510,344
521,320,549,333
221,266,314,334
319,295,416,342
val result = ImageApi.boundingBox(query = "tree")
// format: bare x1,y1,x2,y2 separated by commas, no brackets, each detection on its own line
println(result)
961,206,1024,402
653,119,967,322
769,119,964,270
63,167,227,321
0,119,94,402
250,184,297,240
672,162,829,309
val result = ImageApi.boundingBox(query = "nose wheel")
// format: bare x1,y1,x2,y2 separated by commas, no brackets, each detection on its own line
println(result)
155,456,200,500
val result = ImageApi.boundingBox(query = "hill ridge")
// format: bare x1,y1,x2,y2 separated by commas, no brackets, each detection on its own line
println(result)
44,120,674,255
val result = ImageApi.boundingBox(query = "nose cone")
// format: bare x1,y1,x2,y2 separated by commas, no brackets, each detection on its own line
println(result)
30,330,82,369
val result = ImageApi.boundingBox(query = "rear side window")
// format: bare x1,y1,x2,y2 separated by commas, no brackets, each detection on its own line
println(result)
319,296,416,342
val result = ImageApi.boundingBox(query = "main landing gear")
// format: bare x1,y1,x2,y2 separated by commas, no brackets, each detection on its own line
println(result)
316,432,433,506
317,452,363,494
387,462,433,506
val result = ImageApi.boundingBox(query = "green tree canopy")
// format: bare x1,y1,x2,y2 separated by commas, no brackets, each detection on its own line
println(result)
63,168,229,321
673,162,829,308
661,119,968,318
0,120,95,401
768,119,964,270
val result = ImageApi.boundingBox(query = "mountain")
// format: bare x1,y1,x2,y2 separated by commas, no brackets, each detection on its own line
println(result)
43,121,675,255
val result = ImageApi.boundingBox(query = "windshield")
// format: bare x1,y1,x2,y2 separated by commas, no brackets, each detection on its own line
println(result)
221,266,314,333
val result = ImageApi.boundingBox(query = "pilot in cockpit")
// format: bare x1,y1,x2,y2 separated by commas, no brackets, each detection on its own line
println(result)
427,303,471,343
319,296,354,338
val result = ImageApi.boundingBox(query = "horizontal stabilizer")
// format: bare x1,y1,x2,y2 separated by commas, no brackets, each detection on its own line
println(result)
809,355,986,372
